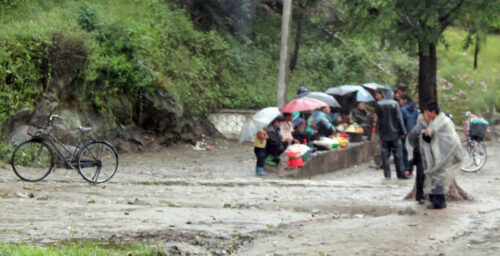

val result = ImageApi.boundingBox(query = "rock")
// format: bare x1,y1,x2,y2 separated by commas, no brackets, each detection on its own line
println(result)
1,108,30,141
15,192,28,198
29,100,53,128
136,90,183,133
193,118,224,139
112,95,134,127
8,125,31,146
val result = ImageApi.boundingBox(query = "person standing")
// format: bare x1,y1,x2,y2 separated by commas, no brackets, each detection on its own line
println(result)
394,83,408,101
421,102,463,209
375,88,408,179
399,93,419,175
407,114,427,204
254,127,268,176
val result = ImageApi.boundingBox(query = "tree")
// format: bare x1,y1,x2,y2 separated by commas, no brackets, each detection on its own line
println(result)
343,0,500,107
289,0,320,71
343,0,500,201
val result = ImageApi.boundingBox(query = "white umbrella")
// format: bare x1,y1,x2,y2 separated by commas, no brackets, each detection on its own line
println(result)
238,107,281,144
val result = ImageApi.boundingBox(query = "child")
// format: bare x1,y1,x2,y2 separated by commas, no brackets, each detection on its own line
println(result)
254,126,269,176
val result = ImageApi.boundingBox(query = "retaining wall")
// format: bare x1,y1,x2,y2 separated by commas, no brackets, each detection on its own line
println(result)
295,140,377,178
208,109,256,140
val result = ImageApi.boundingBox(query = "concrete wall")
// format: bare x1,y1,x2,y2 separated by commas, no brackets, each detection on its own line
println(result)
296,140,377,178
208,109,256,140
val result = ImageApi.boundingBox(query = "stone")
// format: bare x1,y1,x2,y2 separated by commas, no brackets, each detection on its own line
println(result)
1,108,30,140
8,125,31,146
136,90,183,133
29,100,53,128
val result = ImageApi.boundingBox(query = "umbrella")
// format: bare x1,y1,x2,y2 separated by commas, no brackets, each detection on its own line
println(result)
362,83,394,99
325,85,375,102
295,92,341,109
238,107,281,144
280,97,327,113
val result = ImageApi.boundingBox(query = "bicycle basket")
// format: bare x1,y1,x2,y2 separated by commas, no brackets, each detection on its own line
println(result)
470,122,487,141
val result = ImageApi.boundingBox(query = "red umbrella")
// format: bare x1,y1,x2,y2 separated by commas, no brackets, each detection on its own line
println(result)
280,97,327,113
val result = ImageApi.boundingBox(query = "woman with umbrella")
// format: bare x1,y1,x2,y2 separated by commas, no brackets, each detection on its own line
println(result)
239,107,283,176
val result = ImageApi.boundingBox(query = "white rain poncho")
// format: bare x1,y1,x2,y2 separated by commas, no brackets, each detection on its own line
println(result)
420,112,463,195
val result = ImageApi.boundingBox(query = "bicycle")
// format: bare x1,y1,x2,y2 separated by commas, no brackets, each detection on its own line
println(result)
460,112,487,172
11,114,119,183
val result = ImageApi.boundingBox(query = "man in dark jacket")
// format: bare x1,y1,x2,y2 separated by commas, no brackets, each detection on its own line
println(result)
407,114,427,204
375,88,408,179
399,93,419,175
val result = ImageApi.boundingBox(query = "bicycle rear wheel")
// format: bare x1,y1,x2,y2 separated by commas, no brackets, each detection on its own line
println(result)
11,140,54,182
461,140,487,172
77,140,118,184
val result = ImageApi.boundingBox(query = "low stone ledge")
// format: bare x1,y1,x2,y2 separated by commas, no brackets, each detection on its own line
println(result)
296,140,376,178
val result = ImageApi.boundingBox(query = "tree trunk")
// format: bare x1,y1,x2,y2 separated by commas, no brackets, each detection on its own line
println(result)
405,179,473,201
473,38,479,70
407,42,473,202
417,42,438,108
289,13,303,72
276,0,292,108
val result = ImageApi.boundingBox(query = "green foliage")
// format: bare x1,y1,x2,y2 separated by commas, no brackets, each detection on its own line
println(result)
0,141,14,163
0,242,164,256
437,29,500,123
0,37,47,123
0,0,420,133
76,4,100,33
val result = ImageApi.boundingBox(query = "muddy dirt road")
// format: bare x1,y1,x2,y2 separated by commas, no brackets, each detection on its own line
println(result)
1,139,499,255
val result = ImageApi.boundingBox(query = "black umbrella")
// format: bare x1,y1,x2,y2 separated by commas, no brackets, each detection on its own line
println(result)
362,83,394,99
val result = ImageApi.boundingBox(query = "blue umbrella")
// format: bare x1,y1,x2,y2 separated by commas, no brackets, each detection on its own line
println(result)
325,85,375,102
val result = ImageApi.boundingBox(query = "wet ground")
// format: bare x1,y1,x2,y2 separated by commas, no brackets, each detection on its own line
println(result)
1,139,499,255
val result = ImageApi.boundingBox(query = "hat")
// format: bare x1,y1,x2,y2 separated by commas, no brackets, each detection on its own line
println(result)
292,117,305,128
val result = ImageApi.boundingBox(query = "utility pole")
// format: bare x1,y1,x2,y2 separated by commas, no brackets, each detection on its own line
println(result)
277,0,293,108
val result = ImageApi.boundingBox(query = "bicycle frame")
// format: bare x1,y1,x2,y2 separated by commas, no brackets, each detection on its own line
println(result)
29,123,92,170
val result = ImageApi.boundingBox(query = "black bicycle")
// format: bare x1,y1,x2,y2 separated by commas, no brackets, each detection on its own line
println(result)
11,115,119,183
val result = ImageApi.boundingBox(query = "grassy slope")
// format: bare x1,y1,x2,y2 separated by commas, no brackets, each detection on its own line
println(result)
437,29,500,120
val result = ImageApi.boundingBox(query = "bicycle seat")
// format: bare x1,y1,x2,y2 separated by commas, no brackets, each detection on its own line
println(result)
77,126,93,133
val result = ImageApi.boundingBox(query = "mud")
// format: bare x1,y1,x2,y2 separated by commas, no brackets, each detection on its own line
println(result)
1,139,499,255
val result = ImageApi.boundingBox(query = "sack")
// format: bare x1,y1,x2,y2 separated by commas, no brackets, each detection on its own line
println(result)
470,122,487,141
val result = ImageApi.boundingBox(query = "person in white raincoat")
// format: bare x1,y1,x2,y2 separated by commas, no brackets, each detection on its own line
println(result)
421,102,463,209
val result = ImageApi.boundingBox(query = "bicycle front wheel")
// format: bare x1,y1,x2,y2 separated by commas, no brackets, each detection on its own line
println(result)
11,140,54,182
461,140,487,172
77,141,119,184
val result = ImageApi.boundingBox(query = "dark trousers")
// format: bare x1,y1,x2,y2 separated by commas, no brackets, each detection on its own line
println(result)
402,138,413,172
429,194,446,208
380,139,406,178
254,147,266,168
414,148,425,201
